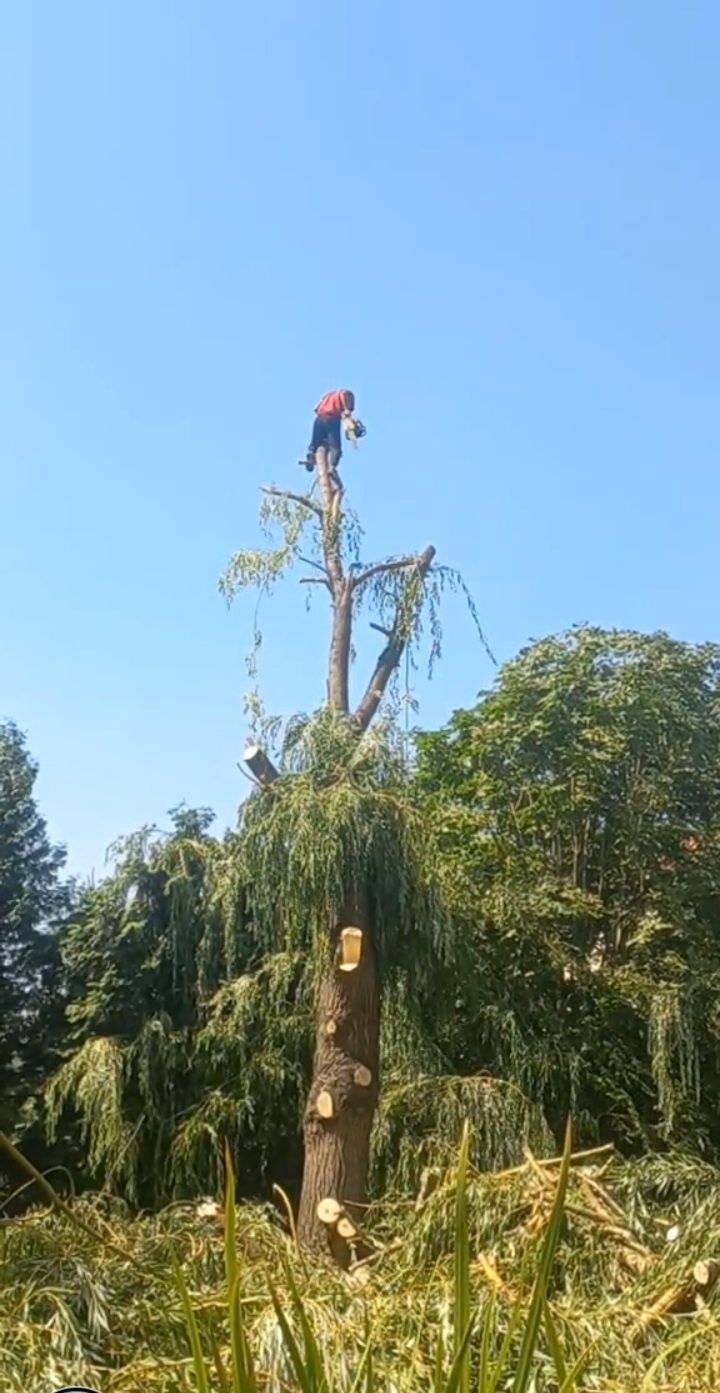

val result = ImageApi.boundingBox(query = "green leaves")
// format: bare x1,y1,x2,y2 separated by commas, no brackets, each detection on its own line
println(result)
417,626,720,1155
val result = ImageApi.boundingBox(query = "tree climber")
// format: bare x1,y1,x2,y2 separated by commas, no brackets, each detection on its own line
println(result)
300,389,366,473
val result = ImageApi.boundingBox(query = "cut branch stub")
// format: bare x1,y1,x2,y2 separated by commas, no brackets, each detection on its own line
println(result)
324,1019,338,1037
316,1089,335,1119
244,742,279,787
337,1216,358,1240
339,926,363,972
353,1065,372,1088
694,1258,720,1289
317,1197,342,1227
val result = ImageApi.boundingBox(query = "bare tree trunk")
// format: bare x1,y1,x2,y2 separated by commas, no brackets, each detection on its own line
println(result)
272,443,435,1262
296,892,380,1267
314,446,352,714
328,583,352,712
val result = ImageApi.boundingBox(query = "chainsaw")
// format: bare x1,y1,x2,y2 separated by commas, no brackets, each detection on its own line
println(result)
344,417,367,447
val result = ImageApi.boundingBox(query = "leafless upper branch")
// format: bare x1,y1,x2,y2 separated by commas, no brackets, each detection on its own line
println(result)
351,554,434,590
353,545,436,732
300,576,332,590
261,486,322,518
299,554,330,576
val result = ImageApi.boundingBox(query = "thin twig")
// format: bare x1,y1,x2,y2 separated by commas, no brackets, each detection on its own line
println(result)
494,1143,615,1180
261,486,321,517
352,554,432,590
0,1129,137,1264
236,761,262,788
299,554,329,576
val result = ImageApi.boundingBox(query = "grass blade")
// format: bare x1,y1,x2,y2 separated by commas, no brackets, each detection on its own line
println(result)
433,1327,445,1393
265,1275,311,1393
274,1182,300,1249
510,1119,573,1393
543,1303,567,1385
485,1301,524,1393
454,1123,471,1393
639,1325,710,1390
479,1292,496,1393
210,1329,231,1393
347,1317,374,1393
442,1319,475,1393
282,1256,329,1392
224,1140,238,1294
559,1341,596,1392
173,1256,211,1393
223,1145,257,1393
229,1271,258,1393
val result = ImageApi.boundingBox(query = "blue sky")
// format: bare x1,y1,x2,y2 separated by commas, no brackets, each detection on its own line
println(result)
2,2,719,878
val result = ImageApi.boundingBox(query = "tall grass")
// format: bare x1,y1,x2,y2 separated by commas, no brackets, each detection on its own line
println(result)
176,1123,588,1392
2,1127,720,1391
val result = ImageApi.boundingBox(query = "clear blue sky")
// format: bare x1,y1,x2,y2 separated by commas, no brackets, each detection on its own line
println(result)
2,2,719,878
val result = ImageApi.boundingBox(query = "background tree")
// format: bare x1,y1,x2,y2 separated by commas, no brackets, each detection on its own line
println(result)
221,448,483,1261
417,627,720,1153
0,722,70,1185
46,806,310,1206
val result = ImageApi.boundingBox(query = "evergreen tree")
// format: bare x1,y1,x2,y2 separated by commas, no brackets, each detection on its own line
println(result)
0,722,69,1135
47,808,311,1206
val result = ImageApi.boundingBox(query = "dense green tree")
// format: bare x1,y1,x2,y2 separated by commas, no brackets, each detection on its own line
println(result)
46,626,720,1213
0,722,69,1146
417,627,720,1153
46,806,311,1206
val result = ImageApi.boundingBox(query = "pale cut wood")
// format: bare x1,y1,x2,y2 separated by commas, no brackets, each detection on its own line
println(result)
694,1258,720,1288
243,742,279,786
337,1216,357,1240
316,1089,335,1119
317,1197,342,1226
339,926,363,971
353,1065,372,1088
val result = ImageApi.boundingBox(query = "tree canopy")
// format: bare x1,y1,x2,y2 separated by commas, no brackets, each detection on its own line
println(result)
417,627,720,1152
7,625,720,1212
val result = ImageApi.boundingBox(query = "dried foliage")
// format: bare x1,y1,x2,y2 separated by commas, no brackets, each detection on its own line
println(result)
2,1140,719,1391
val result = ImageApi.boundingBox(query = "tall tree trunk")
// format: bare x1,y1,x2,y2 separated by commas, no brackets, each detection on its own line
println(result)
297,892,380,1267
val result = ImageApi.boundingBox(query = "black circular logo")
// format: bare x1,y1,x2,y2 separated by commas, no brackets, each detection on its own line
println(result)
51,1386,100,1392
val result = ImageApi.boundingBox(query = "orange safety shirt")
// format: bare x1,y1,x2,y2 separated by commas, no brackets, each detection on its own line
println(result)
315,389,354,417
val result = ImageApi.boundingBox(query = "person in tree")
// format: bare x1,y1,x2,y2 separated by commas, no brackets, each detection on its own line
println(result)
300,389,364,472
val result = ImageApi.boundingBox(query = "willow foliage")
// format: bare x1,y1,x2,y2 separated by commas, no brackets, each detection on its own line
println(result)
39,719,483,1206
38,627,720,1208
238,710,449,984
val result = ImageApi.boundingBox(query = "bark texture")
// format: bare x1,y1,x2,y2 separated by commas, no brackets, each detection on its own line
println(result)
287,439,435,1263
296,893,380,1267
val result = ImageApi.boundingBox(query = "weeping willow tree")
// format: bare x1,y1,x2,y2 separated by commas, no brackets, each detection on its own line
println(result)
221,443,484,1262
46,807,312,1206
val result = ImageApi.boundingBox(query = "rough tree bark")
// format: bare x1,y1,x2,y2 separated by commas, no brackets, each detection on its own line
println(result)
255,441,435,1261
296,891,380,1265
